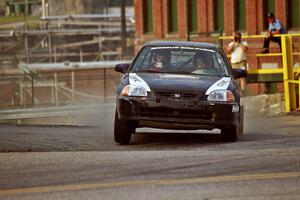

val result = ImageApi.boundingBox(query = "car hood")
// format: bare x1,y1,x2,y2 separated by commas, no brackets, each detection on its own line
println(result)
130,72,230,94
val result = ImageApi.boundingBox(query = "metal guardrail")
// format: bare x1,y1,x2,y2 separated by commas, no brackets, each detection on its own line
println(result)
20,61,131,71
0,28,135,37
0,61,128,109
41,14,134,20
0,104,115,120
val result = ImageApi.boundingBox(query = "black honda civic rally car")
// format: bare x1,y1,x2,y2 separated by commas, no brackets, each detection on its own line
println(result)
114,41,247,144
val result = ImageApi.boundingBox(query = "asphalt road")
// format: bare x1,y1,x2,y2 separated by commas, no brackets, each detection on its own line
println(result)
0,105,299,200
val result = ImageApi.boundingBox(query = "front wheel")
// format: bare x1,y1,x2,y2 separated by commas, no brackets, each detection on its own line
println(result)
114,110,134,145
221,125,239,142
221,108,243,142
239,106,244,136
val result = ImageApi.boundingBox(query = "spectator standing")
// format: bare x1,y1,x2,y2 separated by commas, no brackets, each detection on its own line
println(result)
5,1,11,16
227,31,248,91
261,12,287,53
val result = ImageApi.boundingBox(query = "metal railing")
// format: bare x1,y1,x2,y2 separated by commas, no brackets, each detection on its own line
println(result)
220,34,300,112
0,14,135,64
0,61,128,109
0,103,113,121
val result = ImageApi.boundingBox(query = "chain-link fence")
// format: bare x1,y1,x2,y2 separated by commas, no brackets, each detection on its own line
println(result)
0,67,122,109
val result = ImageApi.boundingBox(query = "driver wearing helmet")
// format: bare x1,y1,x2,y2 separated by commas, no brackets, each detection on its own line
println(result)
192,51,216,75
193,51,212,70
193,55,206,69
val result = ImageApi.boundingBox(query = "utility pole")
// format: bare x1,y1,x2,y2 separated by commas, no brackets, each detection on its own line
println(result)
25,0,29,16
41,0,46,18
105,0,109,14
120,0,127,58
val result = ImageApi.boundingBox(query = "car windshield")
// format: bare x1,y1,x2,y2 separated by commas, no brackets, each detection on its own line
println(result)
131,46,229,77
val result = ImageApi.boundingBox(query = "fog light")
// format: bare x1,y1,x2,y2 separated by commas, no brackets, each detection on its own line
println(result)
232,105,239,112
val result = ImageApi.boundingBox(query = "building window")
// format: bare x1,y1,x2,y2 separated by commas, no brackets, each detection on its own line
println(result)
143,0,153,33
214,0,224,32
235,0,246,31
187,0,198,33
168,0,178,33
287,0,300,29
263,0,275,29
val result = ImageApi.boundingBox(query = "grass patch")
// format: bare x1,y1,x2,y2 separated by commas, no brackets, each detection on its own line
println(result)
0,16,40,29
0,15,39,23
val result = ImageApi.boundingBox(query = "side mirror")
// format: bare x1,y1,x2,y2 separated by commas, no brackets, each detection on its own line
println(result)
232,68,247,79
115,63,130,74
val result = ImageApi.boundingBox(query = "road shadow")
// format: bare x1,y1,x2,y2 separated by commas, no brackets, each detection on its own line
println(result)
239,132,284,142
1,115,299,152
130,131,223,146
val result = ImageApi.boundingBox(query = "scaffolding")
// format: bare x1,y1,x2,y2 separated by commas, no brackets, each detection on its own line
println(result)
0,14,135,65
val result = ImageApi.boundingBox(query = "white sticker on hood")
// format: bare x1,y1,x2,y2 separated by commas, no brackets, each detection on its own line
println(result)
205,77,231,95
129,73,151,92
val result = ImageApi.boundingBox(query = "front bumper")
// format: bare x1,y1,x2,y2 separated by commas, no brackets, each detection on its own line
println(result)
117,96,240,130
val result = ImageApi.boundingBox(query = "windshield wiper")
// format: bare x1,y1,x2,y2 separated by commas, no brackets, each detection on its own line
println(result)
133,69,166,73
194,73,216,76
173,71,217,76
166,71,195,75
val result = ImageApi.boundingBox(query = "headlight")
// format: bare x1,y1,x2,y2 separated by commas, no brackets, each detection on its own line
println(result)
121,85,148,97
207,90,235,102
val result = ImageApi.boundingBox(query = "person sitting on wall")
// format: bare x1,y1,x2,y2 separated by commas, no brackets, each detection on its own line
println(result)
261,12,287,53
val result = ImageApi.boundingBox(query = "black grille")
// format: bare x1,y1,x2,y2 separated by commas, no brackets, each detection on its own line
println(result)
140,107,213,120
155,91,198,99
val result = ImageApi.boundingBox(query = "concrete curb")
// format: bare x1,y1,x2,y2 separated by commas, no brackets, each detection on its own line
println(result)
242,93,285,116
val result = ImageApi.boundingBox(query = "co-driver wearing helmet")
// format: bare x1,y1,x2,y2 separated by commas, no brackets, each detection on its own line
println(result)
150,49,171,71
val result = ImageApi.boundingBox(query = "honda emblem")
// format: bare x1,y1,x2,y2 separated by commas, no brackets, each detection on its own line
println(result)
174,93,180,98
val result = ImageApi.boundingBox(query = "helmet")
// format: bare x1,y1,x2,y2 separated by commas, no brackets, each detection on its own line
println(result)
152,49,170,68
193,51,211,69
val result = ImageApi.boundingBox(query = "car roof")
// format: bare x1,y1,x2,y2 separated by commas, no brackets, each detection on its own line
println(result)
145,40,219,50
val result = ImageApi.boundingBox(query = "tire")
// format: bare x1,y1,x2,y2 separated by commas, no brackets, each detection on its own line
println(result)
114,110,134,145
221,107,243,142
221,125,239,142
239,106,244,136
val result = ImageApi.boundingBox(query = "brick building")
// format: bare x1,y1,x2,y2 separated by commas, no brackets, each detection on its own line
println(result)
134,0,300,94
